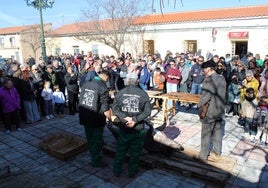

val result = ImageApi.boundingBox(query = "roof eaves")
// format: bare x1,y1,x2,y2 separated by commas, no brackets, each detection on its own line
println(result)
0,32,19,35
49,32,88,37
138,14,268,26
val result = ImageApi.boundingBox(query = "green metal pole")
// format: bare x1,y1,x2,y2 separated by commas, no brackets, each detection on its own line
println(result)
39,1,47,63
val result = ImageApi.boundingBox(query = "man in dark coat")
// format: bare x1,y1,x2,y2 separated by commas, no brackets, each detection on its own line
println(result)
79,70,112,167
197,61,226,161
112,72,151,178
64,65,79,115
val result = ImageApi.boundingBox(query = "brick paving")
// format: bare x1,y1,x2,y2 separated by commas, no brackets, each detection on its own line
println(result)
0,107,268,188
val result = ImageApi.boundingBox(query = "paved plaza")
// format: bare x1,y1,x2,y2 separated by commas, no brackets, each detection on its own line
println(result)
0,107,268,188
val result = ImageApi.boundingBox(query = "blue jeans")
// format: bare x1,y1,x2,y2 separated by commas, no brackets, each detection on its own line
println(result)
166,82,178,108
245,117,256,135
178,83,188,93
190,82,202,94
139,83,148,90
44,99,53,116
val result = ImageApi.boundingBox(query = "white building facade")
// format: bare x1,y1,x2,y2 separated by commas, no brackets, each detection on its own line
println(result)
1,5,268,61
142,17,268,59
47,5,268,59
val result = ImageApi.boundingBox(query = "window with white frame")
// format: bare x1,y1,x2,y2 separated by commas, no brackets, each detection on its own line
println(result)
55,48,61,56
73,46,79,55
92,44,98,55
0,38,4,47
10,37,16,47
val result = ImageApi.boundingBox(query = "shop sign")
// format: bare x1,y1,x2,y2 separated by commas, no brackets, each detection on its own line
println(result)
229,32,249,38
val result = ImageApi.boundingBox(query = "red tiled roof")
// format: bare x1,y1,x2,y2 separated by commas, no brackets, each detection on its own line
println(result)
48,22,92,36
18,5,268,36
0,25,40,35
49,19,130,36
135,5,268,24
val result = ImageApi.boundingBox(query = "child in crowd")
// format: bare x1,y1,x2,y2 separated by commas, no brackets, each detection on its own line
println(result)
240,87,258,140
52,85,65,118
41,81,54,120
0,78,21,133
153,67,166,91
226,75,240,117
253,95,268,146
152,67,166,107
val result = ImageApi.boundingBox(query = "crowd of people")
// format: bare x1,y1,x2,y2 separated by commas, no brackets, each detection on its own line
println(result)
1,49,268,175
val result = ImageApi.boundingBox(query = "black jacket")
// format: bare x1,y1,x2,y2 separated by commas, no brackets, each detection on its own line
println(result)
79,77,110,126
64,73,79,94
19,79,35,101
108,68,124,91
112,85,151,133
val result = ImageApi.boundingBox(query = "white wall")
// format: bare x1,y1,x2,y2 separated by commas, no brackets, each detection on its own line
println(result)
46,16,268,59
47,36,117,56
144,17,268,59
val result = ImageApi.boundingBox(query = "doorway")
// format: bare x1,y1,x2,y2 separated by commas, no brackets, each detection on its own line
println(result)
232,41,248,58
184,40,197,54
143,40,154,55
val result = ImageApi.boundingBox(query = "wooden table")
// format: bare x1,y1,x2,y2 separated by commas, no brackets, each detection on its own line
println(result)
115,91,201,125
146,90,165,111
146,90,167,123
165,92,201,103
146,90,164,98
160,92,202,122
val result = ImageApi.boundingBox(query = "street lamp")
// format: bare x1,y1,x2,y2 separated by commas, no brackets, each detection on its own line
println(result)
25,0,55,63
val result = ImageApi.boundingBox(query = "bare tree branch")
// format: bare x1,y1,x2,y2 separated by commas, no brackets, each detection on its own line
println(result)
20,26,42,60
127,24,145,56
76,0,146,56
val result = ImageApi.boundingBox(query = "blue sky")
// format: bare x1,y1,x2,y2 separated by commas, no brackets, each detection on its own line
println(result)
0,0,267,28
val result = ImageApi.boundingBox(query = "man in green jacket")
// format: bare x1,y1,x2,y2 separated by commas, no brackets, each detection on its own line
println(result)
79,70,112,167
112,73,151,178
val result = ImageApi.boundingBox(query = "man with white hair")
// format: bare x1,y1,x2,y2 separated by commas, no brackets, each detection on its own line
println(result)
112,72,151,178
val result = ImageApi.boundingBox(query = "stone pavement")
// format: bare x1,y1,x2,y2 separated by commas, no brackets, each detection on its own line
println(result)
0,107,268,188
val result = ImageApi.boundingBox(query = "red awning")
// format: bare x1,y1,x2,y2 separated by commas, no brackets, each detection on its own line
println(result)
229,32,249,38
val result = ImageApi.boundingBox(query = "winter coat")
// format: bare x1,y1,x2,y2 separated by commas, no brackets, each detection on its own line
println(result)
228,82,240,103
198,72,226,123
79,77,110,127
112,85,151,133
